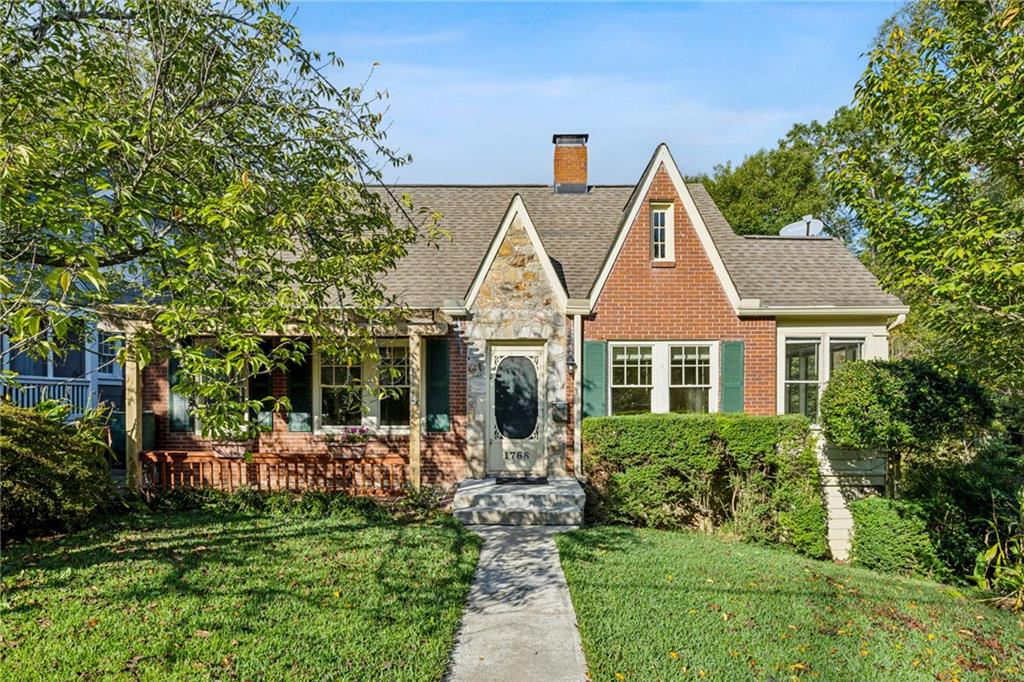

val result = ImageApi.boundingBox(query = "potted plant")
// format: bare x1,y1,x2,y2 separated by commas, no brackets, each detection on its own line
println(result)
320,426,371,459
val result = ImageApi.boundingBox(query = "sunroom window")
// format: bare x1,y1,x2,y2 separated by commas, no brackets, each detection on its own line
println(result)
378,342,410,427
610,345,653,414
670,345,711,413
829,339,863,374
320,354,362,427
784,339,820,419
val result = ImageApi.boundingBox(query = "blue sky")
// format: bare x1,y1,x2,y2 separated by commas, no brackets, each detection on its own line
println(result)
292,1,898,184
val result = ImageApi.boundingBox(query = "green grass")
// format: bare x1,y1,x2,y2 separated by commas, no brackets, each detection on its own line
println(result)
1,510,480,681
557,527,1024,682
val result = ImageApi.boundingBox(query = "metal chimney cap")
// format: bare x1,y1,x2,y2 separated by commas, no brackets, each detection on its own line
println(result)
552,133,589,145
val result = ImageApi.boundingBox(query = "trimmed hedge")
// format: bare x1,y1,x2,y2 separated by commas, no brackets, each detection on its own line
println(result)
849,496,945,579
582,413,828,558
0,402,112,541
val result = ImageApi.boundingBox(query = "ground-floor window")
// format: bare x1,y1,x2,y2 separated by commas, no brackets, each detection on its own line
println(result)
610,345,653,414
319,353,363,427
378,341,410,427
609,341,718,416
783,336,865,419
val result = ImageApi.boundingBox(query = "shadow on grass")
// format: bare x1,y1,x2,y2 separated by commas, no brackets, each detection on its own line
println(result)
2,510,481,645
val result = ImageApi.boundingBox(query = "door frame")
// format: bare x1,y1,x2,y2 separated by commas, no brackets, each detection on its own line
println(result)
486,340,547,477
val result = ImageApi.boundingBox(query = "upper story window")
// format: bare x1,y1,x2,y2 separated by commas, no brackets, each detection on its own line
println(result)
784,337,864,419
650,203,675,262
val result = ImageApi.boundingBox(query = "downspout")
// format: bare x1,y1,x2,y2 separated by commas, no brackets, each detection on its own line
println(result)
573,313,583,480
886,312,907,332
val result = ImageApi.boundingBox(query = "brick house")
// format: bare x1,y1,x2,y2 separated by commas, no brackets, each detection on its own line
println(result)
136,135,906,523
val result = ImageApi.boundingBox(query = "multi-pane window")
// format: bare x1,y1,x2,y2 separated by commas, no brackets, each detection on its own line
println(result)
378,343,410,426
97,332,119,375
320,354,363,427
669,345,711,413
784,340,821,419
651,208,668,260
610,345,653,414
829,339,863,374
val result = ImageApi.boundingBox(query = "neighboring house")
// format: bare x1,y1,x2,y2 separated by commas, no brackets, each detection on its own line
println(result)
136,135,906,523
1,328,127,464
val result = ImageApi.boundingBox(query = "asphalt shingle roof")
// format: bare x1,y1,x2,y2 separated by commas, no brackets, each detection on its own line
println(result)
377,182,903,310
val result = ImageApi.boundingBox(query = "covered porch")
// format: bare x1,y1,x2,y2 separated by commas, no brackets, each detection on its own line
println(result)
124,316,459,495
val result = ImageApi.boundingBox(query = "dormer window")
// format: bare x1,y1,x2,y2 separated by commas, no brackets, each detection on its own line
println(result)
651,203,674,262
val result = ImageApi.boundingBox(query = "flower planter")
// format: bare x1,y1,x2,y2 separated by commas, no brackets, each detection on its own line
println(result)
212,440,252,459
325,442,367,459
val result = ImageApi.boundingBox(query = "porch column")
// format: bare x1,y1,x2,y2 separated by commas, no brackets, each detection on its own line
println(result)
124,333,144,491
408,333,422,490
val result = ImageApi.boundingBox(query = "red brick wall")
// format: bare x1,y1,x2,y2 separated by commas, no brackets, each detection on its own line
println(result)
143,329,469,489
586,164,777,415
554,144,587,186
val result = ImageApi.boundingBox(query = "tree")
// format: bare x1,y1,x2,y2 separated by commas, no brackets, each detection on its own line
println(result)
0,0,441,438
824,0,1024,403
697,114,859,242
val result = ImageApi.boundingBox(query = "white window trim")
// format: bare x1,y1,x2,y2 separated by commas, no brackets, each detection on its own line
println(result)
650,202,675,262
777,328,882,419
312,339,412,436
608,340,719,414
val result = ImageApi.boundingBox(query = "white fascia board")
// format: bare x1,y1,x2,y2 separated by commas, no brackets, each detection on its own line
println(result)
463,194,568,313
588,144,742,313
565,298,592,315
739,305,911,318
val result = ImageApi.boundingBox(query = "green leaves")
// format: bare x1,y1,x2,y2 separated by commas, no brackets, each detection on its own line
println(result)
825,0,1024,401
1,1,440,434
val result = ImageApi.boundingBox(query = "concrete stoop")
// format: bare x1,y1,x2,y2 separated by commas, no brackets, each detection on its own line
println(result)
452,478,585,526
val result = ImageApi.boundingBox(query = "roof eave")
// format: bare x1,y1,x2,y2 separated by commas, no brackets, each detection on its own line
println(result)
737,304,911,318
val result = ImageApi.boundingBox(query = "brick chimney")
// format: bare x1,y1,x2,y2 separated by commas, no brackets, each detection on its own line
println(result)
552,133,589,194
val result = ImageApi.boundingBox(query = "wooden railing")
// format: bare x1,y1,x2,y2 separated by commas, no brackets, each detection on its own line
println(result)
141,452,407,497
4,378,92,415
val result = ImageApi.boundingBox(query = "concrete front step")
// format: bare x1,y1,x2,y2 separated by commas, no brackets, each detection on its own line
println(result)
454,504,583,526
452,478,585,527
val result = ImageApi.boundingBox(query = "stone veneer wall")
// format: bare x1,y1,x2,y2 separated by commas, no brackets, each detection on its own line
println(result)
463,216,570,478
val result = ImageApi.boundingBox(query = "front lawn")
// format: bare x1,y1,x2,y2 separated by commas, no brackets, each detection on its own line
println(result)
557,527,1024,681
1,509,480,681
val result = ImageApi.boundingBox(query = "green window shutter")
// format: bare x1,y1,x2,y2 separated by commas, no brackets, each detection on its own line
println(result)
720,340,745,413
582,340,607,418
425,338,450,432
248,372,274,431
167,356,194,432
286,351,312,432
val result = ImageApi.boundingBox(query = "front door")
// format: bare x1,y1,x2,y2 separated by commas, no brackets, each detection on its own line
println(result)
487,343,546,476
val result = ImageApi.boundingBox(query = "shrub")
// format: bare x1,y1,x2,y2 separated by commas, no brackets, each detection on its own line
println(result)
974,489,1024,611
849,496,945,579
821,359,992,495
583,413,827,558
0,402,113,541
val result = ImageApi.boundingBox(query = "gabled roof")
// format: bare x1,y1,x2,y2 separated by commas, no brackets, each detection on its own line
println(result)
374,150,904,313
376,185,632,308
464,194,567,312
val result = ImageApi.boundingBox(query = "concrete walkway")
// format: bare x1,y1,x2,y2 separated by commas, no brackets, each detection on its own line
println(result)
447,526,589,682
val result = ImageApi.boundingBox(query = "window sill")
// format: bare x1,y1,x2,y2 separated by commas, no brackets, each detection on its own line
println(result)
651,261,676,268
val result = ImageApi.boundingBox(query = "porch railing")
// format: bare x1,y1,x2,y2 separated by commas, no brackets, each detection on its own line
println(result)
3,378,92,415
141,451,407,497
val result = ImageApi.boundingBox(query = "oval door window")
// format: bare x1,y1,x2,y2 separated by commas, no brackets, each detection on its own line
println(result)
494,356,539,439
